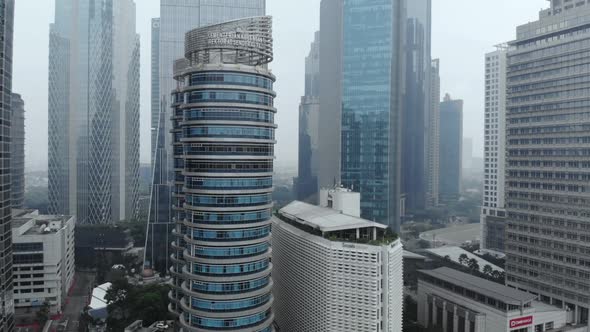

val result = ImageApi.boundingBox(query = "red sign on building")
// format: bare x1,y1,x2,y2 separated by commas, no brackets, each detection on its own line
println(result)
509,316,533,329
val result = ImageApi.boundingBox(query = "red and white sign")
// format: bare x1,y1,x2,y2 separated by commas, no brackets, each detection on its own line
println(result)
509,316,533,329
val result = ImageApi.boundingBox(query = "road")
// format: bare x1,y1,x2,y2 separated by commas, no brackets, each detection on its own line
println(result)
59,272,95,332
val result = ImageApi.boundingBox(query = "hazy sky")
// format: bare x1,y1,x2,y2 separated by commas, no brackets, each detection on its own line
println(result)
14,0,547,172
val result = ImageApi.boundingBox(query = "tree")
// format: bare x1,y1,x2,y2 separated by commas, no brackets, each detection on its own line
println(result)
468,258,480,272
458,253,469,266
483,264,493,276
491,270,500,280
35,301,51,326
105,279,171,331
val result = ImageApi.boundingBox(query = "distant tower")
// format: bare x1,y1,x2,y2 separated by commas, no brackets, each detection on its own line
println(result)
426,59,441,208
402,0,432,212
295,31,320,203
48,0,140,224
439,94,463,202
11,93,25,209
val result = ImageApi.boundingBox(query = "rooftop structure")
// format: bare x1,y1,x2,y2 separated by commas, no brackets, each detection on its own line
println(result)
424,247,504,274
419,223,481,247
280,200,386,234
421,267,530,305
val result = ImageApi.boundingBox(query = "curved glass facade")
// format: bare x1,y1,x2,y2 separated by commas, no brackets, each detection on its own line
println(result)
173,66,275,331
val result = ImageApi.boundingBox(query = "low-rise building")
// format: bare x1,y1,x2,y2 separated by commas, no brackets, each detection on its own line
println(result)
12,210,75,315
272,188,403,332
417,267,586,332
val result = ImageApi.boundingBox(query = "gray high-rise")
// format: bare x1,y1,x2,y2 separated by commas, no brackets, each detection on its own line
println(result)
151,18,160,165
295,31,320,203
11,93,24,209
439,94,463,202
48,0,140,225
0,0,14,330
145,0,265,274
505,0,590,324
426,59,440,208
402,0,432,213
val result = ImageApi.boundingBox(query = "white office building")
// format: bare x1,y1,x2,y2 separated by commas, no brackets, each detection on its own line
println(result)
480,47,507,254
272,188,403,332
417,267,587,332
12,210,75,315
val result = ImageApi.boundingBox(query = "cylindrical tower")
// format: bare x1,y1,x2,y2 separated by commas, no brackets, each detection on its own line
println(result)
171,17,275,332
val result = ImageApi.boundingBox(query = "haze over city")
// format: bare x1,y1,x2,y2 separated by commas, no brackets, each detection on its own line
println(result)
14,0,546,171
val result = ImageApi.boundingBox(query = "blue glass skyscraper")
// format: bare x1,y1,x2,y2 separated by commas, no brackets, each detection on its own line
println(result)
340,0,405,230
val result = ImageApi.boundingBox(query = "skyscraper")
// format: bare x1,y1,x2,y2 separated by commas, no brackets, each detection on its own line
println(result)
317,0,343,193
439,94,463,202
171,17,275,331
11,93,25,209
151,18,160,165
318,0,405,230
144,0,266,274
480,48,507,253
402,0,432,212
0,1,14,330
295,31,320,203
505,0,590,323
462,137,474,171
426,59,440,208
48,0,140,225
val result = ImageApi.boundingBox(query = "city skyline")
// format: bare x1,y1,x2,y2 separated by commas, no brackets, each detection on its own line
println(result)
7,0,590,331
13,0,548,172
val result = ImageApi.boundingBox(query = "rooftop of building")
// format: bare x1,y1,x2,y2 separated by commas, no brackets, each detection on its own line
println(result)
88,282,110,320
419,267,536,305
279,200,387,233
12,209,73,236
424,246,504,273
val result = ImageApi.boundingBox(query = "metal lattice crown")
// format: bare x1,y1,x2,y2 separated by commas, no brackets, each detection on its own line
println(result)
185,16,273,66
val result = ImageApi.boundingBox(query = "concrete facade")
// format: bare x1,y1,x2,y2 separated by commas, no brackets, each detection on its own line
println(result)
272,199,403,332
505,1,590,325
12,210,75,315
480,48,508,253
417,267,587,332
